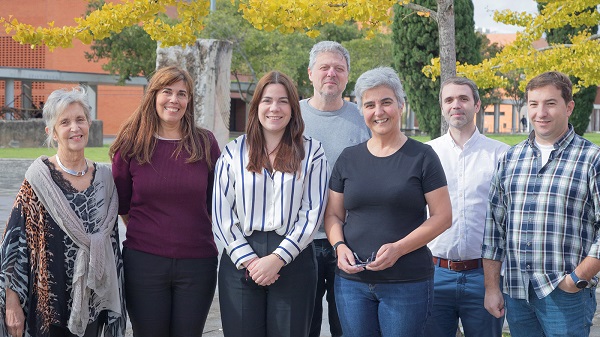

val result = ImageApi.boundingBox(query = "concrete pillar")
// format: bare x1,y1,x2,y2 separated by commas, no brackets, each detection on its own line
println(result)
5,79,14,108
512,104,518,133
5,79,15,120
83,84,98,120
21,81,33,110
157,39,233,149
494,103,500,133
476,107,484,134
407,105,415,134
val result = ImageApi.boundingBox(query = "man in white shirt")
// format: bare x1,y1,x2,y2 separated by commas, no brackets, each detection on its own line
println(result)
425,77,508,337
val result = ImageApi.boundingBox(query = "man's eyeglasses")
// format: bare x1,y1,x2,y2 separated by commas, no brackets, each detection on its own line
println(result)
353,252,376,267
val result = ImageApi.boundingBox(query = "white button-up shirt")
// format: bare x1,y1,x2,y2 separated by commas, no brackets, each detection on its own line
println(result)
427,130,508,260
212,135,329,269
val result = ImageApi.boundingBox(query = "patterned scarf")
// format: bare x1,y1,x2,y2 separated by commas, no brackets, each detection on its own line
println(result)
25,156,121,337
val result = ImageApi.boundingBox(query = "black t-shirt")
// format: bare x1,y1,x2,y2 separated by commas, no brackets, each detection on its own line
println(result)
330,138,447,283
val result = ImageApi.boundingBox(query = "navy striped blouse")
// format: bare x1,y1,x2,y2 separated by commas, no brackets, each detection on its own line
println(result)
212,135,329,269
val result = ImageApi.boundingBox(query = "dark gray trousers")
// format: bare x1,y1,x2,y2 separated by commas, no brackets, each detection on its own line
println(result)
218,231,317,337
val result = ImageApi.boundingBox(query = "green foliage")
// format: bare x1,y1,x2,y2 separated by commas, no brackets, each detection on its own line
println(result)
541,3,598,136
84,0,157,83
200,0,315,98
392,0,481,138
201,1,392,99
319,23,364,43
570,85,597,135
342,34,393,97
392,0,439,138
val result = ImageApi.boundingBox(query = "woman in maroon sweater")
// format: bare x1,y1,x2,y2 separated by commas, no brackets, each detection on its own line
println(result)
109,66,221,337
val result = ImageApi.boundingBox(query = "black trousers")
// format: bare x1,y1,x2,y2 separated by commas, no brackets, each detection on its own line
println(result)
309,238,343,337
218,231,317,337
123,248,217,337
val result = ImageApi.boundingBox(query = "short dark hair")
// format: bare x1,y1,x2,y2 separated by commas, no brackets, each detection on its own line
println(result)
439,77,480,106
525,71,573,103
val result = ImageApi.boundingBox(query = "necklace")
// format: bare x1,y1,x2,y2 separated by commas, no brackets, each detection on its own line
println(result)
56,155,88,177
266,142,281,156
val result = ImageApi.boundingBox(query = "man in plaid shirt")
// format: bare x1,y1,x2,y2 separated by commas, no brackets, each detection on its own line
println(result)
482,71,600,337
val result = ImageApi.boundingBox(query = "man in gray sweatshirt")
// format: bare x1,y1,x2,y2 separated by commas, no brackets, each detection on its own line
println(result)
302,41,371,337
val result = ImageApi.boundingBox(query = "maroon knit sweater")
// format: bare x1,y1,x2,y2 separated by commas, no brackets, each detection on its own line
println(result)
112,134,220,258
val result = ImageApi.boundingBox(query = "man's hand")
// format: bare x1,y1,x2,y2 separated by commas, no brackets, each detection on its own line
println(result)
5,288,25,337
484,286,505,318
558,274,581,294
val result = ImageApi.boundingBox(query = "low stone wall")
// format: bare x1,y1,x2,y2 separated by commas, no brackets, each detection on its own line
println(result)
0,120,103,148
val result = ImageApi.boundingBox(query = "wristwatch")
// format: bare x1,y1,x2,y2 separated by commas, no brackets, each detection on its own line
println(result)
332,241,346,257
570,271,589,289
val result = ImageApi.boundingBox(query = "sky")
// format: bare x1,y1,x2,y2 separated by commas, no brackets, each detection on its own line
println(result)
473,0,539,33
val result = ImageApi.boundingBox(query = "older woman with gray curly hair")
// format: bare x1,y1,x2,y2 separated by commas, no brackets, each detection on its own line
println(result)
0,87,125,337
324,67,451,336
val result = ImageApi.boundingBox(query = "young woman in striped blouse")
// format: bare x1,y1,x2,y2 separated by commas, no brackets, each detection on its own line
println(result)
213,71,329,337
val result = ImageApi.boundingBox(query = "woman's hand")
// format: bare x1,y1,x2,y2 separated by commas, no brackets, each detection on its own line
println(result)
5,288,24,337
248,254,284,286
336,245,364,274
366,242,403,271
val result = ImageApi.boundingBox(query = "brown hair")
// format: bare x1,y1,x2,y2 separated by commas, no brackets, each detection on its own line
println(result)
109,66,213,167
525,71,573,104
246,71,305,173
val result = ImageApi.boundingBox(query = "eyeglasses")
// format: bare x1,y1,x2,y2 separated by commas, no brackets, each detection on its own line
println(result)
353,252,376,267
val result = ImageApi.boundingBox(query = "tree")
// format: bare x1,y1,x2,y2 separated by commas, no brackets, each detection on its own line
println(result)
540,3,598,136
0,0,457,80
477,32,504,133
424,0,600,92
392,0,480,138
5,0,600,132
84,0,157,84
342,33,393,97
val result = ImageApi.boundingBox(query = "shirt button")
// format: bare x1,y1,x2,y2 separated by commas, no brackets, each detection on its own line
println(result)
526,265,531,270
527,242,531,247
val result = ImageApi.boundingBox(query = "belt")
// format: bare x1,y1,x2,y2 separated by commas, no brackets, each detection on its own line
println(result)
433,257,482,272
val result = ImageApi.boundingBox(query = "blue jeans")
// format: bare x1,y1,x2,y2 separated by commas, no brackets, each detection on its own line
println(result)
334,275,433,337
505,283,596,337
424,266,504,337
309,239,343,337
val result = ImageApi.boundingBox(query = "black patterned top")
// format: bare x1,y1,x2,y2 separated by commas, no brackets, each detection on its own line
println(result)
0,159,126,337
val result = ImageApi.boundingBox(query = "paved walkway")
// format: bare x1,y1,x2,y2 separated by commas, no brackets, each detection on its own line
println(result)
1,158,600,336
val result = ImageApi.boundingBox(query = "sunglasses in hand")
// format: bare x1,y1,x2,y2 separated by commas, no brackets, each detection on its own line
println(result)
353,252,376,267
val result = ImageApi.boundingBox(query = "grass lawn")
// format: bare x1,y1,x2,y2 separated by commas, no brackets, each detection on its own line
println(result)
2,133,600,162
0,145,112,163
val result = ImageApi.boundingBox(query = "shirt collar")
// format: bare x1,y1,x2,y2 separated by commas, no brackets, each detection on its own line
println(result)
444,127,481,149
527,123,575,152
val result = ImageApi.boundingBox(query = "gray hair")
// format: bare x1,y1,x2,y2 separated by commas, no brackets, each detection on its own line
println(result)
43,86,92,148
308,41,351,72
354,67,405,112
439,77,480,106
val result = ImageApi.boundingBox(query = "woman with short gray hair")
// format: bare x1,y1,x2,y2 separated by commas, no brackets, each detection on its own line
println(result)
325,67,451,336
0,86,126,337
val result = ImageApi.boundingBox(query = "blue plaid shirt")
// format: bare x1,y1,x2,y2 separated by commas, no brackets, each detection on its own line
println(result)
482,125,600,300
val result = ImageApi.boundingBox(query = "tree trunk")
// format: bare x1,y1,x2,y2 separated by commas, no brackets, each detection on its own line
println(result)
437,0,456,135
156,39,233,148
